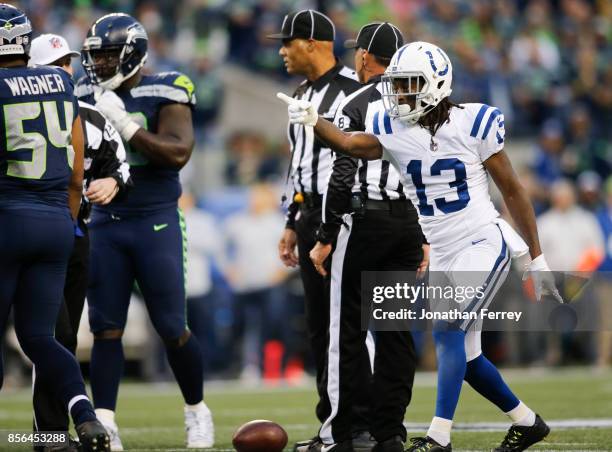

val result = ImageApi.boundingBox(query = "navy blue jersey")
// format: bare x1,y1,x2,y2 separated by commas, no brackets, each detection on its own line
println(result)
76,71,195,214
0,66,79,211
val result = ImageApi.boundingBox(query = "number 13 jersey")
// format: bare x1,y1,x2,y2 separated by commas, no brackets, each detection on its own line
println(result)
366,103,505,248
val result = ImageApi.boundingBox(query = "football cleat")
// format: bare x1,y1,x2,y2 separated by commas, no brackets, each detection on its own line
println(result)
75,420,110,452
353,431,376,452
494,414,550,451
35,435,82,452
294,435,322,452
370,434,401,452
184,402,214,448
320,440,354,452
95,416,123,451
405,436,451,452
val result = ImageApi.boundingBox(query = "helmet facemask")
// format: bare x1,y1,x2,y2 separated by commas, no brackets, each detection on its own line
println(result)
382,73,434,124
82,46,122,89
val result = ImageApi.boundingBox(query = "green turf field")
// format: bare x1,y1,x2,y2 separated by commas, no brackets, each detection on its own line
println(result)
1,368,611,451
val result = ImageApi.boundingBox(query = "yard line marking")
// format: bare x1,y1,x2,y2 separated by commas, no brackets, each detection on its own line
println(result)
544,443,597,446
212,407,312,416
405,418,612,432
121,423,316,434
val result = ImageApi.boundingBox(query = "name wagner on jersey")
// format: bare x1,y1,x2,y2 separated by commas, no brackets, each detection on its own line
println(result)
3,72,67,96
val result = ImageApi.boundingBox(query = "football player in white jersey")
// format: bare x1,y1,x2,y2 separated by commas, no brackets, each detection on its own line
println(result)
278,41,562,452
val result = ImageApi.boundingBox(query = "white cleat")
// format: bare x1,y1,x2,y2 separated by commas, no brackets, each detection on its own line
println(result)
184,402,214,448
95,409,124,452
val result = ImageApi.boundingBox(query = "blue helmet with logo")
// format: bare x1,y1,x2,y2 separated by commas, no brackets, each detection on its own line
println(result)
82,13,148,90
0,3,32,57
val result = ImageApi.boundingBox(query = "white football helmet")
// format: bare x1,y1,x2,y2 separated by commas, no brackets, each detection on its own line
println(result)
382,41,453,124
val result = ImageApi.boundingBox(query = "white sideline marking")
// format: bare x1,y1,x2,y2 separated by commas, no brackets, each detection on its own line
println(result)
213,407,312,416
545,443,597,446
121,423,314,434
405,418,612,432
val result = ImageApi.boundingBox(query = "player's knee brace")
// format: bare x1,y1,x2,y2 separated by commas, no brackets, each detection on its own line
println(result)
163,329,191,349
93,329,123,340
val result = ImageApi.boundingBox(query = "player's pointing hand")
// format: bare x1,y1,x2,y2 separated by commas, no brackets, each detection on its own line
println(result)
277,92,318,126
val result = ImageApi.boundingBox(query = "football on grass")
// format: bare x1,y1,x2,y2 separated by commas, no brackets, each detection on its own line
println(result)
232,419,288,452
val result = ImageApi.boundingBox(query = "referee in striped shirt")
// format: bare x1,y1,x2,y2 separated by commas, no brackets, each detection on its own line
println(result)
268,11,372,451
28,34,131,445
309,24,428,452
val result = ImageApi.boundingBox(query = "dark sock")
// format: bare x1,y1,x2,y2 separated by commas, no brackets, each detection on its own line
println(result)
464,354,519,412
165,334,204,405
20,336,95,425
70,398,97,425
91,338,124,410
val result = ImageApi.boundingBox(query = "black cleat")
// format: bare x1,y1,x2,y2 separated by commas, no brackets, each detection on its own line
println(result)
371,435,402,452
405,436,451,452
34,436,82,452
494,414,550,451
75,420,110,452
353,431,376,452
319,440,354,452
294,436,323,452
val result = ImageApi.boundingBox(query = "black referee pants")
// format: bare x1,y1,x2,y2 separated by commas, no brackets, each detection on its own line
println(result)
33,232,89,432
320,206,422,445
295,205,371,433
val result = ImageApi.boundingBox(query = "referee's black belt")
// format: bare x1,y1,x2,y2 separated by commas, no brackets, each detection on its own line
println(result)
351,196,415,216
295,192,323,210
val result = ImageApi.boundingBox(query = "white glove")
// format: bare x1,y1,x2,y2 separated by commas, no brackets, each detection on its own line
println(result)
523,254,564,303
277,92,318,126
95,90,141,142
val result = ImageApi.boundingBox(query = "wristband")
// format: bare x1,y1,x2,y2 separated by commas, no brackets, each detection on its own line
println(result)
121,121,141,142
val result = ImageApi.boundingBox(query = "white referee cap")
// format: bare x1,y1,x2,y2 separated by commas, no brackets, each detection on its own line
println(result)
29,33,80,66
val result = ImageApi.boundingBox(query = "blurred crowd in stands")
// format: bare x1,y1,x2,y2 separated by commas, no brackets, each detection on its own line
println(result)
3,0,609,384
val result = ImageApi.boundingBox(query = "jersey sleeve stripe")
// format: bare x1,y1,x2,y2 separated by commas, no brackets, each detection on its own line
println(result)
130,84,191,103
470,104,489,137
373,111,380,135
481,109,501,139
383,111,392,134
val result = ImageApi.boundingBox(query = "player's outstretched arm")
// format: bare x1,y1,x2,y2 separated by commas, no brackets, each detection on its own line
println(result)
129,103,194,169
277,92,382,160
315,116,383,160
69,116,85,220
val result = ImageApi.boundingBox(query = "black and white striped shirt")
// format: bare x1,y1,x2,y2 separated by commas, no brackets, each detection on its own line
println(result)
78,100,131,222
319,76,416,240
285,62,361,227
